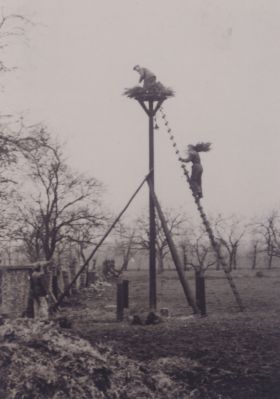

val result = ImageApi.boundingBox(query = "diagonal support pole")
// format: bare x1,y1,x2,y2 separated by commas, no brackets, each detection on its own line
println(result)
147,178,199,314
52,172,151,310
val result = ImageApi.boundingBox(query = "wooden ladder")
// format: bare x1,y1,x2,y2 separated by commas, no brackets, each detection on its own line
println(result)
159,107,244,311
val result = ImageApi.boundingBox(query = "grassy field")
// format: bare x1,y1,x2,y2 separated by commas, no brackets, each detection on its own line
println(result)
64,267,280,398
121,267,280,315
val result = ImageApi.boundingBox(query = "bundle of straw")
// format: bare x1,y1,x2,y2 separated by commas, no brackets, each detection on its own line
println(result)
193,142,212,152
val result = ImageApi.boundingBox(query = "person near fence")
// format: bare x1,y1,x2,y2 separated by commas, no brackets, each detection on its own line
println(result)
30,263,49,319
102,259,120,279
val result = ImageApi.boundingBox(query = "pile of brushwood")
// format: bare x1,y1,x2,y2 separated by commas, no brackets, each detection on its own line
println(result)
0,318,201,399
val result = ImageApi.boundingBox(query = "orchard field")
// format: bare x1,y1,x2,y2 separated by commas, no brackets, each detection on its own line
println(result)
67,267,280,398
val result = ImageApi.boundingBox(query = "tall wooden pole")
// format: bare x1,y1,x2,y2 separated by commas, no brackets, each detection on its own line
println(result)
148,100,157,310
135,97,165,311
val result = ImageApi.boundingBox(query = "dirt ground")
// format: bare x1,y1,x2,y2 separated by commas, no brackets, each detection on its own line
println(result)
61,268,280,399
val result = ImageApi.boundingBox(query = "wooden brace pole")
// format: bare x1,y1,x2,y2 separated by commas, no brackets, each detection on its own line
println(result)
147,178,199,314
52,172,151,310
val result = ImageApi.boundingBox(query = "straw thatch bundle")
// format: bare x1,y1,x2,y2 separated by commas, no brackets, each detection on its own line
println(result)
193,142,212,152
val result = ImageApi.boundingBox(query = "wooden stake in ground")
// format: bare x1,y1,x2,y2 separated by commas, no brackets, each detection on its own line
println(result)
147,178,199,314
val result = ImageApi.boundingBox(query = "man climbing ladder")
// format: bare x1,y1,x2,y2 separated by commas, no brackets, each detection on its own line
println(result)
179,142,211,199
159,107,245,312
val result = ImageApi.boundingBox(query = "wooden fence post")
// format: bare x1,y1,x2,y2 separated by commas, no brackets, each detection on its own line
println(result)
195,271,207,316
116,282,124,321
122,280,129,309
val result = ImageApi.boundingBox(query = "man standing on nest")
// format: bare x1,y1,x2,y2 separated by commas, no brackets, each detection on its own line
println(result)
133,65,157,89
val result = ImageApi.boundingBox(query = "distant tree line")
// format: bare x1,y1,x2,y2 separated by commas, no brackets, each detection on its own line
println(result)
111,210,280,274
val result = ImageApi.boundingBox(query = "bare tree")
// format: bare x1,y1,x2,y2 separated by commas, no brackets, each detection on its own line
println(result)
10,208,43,261
178,241,190,271
255,211,280,268
0,12,33,73
213,215,246,271
186,231,216,276
178,226,194,271
0,12,35,166
11,128,106,261
0,13,38,234
134,208,187,273
245,221,265,270
0,121,45,244
113,222,137,273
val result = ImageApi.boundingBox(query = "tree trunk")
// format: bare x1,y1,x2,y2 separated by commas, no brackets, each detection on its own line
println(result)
232,247,238,270
216,259,220,270
182,247,189,271
80,247,90,287
122,246,131,272
122,257,128,272
157,252,164,274
267,252,273,269
195,270,206,316
251,244,258,269
228,251,233,271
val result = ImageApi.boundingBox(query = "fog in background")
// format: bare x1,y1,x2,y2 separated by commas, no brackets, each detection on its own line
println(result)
1,0,280,222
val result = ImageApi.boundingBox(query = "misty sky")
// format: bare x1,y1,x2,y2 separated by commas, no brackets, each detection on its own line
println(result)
1,0,280,222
